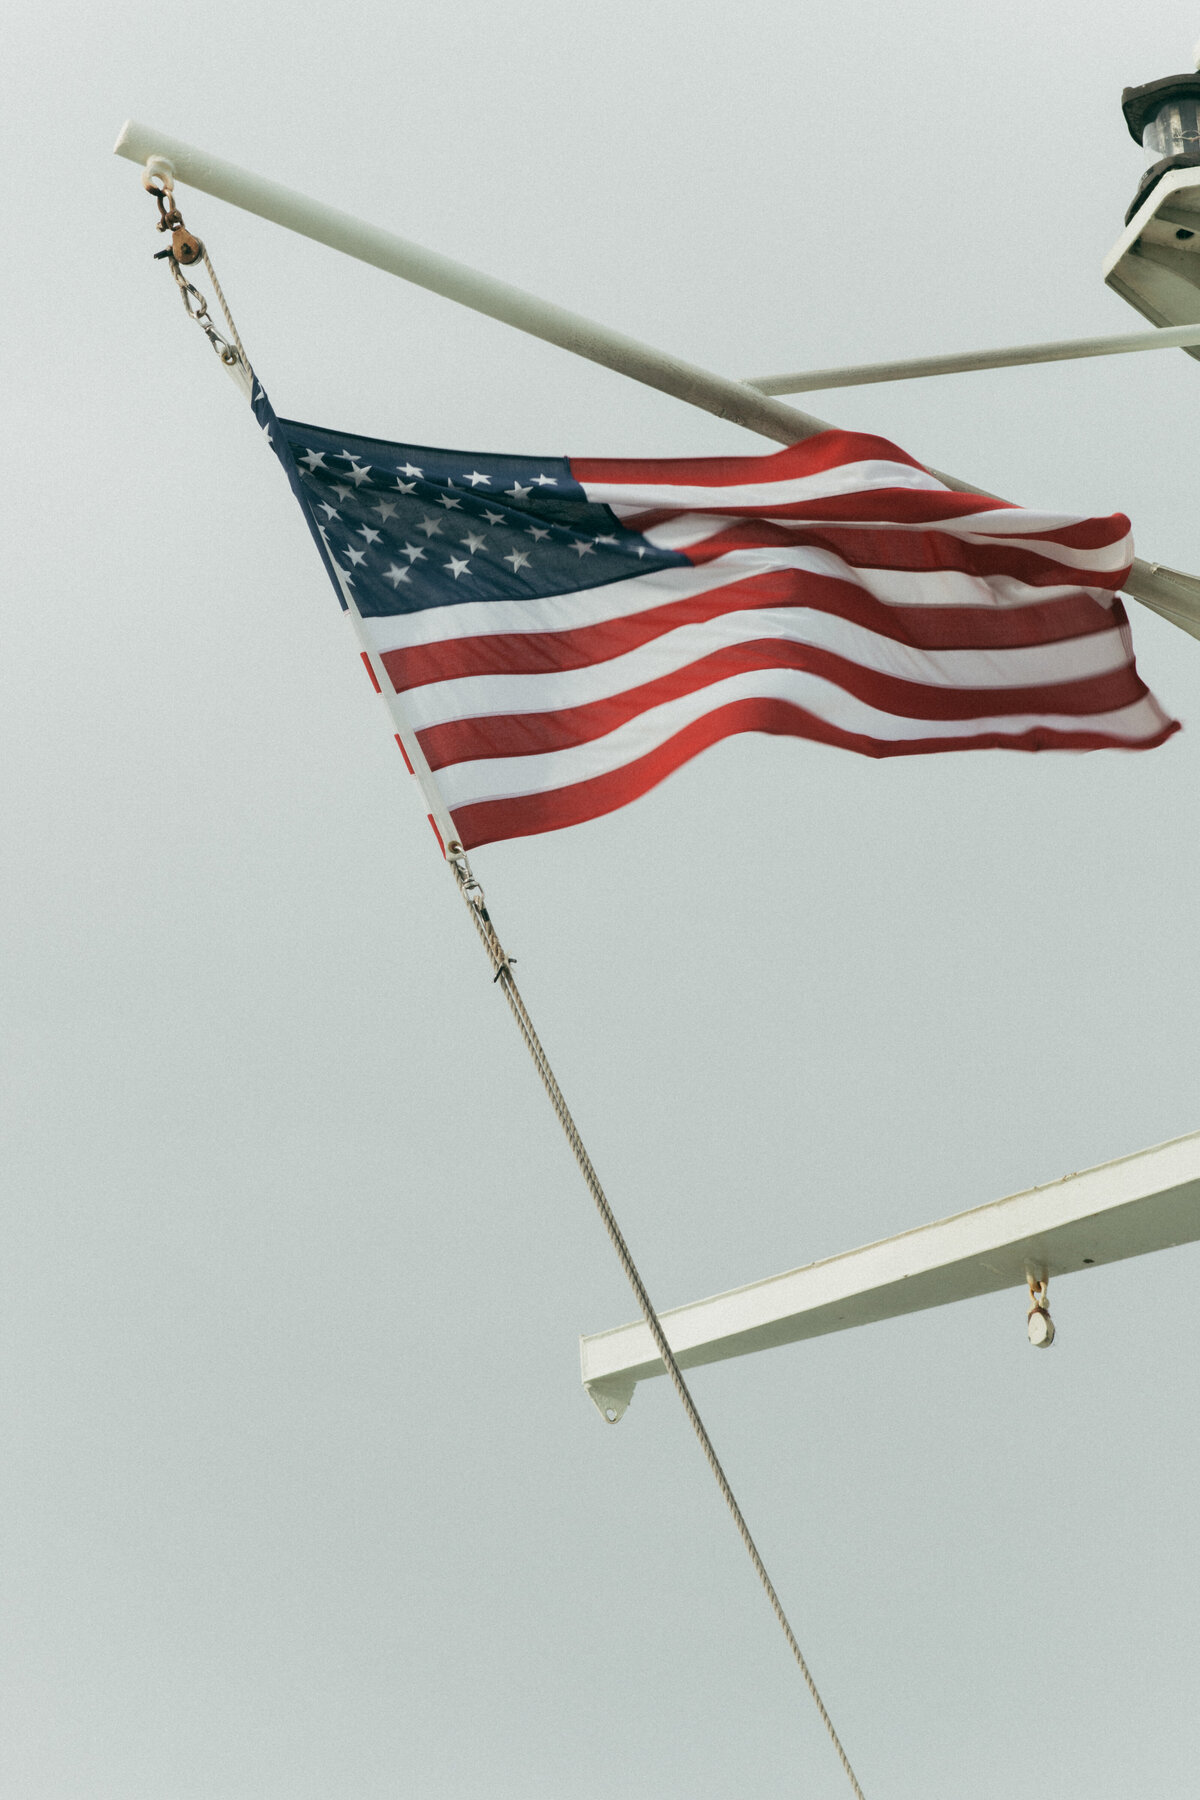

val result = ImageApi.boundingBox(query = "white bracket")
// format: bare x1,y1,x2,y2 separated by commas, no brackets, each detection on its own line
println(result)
1104,165,1200,338
581,1129,1200,1418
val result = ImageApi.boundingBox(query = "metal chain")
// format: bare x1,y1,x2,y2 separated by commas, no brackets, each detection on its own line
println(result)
446,842,867,1800
164,256,242,367
142,167,249,375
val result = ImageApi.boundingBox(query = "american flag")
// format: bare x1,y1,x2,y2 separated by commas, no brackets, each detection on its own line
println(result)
253,384,1177,852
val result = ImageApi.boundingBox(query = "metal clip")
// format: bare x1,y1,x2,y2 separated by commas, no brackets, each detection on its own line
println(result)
1026,1275,1055,1348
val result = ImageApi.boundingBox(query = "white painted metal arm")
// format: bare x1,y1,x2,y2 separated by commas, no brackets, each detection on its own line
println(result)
580,1129,1200,1420
113,120,834,450
113,120,1200,642
743,321,1200,395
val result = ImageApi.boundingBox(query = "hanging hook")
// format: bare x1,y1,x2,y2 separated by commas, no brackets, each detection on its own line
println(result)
141,154,176,194
142,155,204,264
1026,1273,1055,1348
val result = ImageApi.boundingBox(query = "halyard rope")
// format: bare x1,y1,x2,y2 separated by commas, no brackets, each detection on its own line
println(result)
200,246,250,372
137,169,865,1789
448,848,867,1800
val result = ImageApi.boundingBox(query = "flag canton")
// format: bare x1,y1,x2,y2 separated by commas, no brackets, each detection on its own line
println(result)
255,390,686,620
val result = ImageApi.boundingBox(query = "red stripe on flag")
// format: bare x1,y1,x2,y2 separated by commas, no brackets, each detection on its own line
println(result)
394,733,415,773
674,520,1131,589
361,651,381,693
570,431,962,492
992,515,1133,550
428,814,446,856
448,700,1180,850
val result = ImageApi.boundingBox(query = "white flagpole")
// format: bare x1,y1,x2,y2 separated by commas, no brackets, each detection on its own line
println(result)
113,119,1200,641
114,121,832,449
744,320,1200,394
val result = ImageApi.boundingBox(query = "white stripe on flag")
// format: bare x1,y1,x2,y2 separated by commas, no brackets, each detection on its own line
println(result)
399,608,1133,730
581,458,951,511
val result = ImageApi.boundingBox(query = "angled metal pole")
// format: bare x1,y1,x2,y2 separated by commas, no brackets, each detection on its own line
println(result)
114,121,832,448
113,119,1200,640
744,320,1200,395
580,1128,1200,1419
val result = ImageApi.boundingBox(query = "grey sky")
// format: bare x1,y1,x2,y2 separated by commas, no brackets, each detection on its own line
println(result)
3,3,1200,1795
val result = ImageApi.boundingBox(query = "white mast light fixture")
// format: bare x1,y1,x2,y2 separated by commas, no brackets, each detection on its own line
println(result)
1105,63,1200,342
1122,72,1200,223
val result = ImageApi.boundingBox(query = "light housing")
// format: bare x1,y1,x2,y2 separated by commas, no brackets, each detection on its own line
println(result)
1121,74,1200,222
1105,76,1200,355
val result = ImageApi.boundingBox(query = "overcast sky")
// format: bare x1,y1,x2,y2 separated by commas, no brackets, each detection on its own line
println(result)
4,4,1200,1796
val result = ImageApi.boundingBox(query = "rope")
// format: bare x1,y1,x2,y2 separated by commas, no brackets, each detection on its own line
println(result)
133,168,862,1782
448,852,867,1800
201,247,250,372
142,173,251,381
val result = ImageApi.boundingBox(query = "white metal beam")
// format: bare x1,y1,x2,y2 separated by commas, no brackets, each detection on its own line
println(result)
580,1129,1200,1420
113,121,835,451
743,320,1200,396
112,120,1200,642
